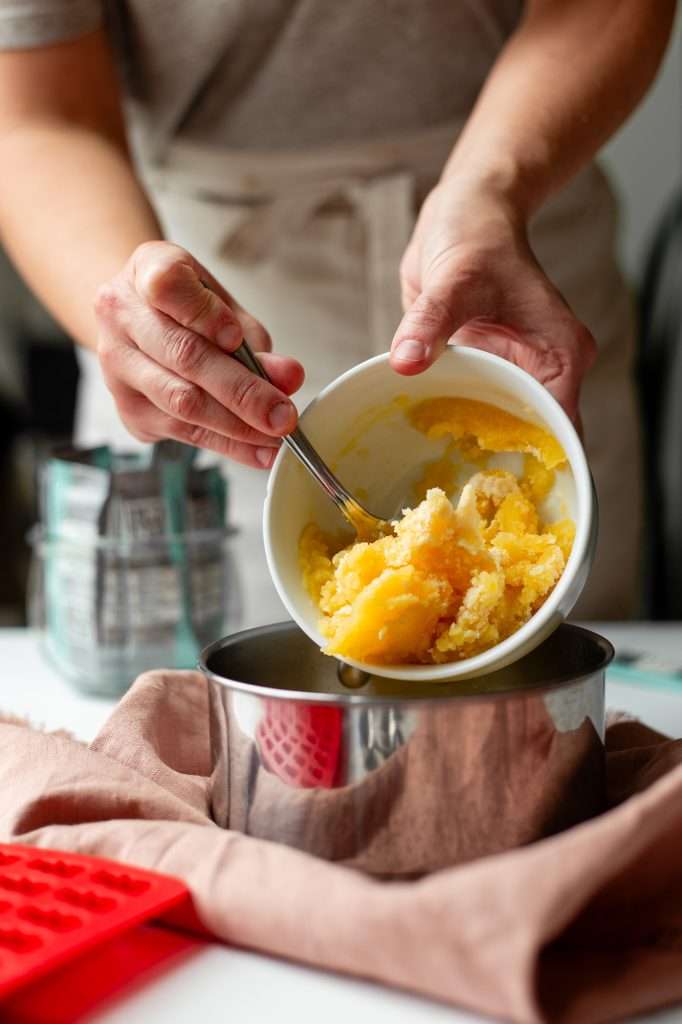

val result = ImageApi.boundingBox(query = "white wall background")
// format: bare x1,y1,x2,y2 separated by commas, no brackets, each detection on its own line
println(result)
599,7,682,281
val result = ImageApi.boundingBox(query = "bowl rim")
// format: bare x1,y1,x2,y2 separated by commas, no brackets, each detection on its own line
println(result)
199,622,613,707
263,346,595,681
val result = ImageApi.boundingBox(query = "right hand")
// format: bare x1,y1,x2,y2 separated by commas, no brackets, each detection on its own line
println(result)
391,182,596,426
94,241,304,468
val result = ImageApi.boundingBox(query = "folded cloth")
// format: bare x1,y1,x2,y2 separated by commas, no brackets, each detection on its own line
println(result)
0,670,680,1024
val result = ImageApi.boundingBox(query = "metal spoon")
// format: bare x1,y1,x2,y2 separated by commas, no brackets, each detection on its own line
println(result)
232,339,392,539
337,662,371,689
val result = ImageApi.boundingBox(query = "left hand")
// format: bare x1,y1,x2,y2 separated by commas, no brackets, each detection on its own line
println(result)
389,181,596,424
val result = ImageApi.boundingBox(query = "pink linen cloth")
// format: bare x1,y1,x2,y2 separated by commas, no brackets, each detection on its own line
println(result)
0,669,680,1024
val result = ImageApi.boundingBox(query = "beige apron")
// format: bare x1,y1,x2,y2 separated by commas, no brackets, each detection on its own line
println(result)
74,124,642,627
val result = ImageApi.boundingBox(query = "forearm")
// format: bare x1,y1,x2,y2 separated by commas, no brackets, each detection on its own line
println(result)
0,122,161,350
442,0,676,218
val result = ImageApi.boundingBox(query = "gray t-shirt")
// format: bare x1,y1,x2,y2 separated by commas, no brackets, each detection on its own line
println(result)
0,1,522,160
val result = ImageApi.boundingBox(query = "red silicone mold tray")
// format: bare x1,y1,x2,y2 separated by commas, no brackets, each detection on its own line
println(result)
0,844,189,1001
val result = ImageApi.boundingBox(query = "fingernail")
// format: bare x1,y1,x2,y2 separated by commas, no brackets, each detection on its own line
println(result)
268,401,295,432
256,447,276,468
394,339,426,362
217,322,241,349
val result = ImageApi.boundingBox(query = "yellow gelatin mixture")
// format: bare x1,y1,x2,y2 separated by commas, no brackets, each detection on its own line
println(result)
300,398,575,666
409,397,566,470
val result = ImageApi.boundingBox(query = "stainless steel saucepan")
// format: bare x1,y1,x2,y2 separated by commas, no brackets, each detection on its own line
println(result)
201,622,612,877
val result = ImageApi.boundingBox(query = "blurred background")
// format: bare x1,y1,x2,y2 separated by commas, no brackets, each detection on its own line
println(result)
0,10,680,627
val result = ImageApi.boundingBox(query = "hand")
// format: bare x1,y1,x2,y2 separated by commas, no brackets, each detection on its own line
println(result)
95,241,304,467
389,182,596,423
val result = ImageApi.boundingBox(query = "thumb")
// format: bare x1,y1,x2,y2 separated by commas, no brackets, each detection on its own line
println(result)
389,274,482,376
134,242,242,351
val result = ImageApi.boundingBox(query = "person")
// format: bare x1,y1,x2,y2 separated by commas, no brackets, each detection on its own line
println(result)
0,1,675,627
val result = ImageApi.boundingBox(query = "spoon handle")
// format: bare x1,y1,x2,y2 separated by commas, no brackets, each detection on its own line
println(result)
231,340,383,534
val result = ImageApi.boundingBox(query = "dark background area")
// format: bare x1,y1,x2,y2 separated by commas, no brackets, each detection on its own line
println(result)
0,248,79,625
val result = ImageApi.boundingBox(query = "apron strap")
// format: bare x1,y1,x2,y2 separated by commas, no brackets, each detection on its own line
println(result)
359,171,413,355
218,170,414,355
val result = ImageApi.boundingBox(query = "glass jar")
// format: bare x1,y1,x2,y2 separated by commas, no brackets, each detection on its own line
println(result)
28,524,242,697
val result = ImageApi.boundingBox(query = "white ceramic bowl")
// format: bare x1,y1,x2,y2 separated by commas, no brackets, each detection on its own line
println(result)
264,347,596,681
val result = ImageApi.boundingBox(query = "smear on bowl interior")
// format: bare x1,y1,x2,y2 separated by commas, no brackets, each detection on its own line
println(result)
299,397,575,666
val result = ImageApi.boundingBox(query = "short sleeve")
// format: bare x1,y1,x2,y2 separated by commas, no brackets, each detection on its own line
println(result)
0,0,102,50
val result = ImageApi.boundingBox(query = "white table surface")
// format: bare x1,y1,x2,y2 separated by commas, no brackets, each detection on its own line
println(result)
1,623,681,1024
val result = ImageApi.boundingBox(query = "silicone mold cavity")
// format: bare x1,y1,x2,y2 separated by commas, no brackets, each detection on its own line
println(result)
0,929,43,954
55,888,117,914
90,871,149,896
28,859,83,879
18,907,81,933
0,877,49,898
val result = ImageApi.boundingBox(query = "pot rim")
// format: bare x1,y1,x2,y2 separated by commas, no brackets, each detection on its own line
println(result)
199,622,614,708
